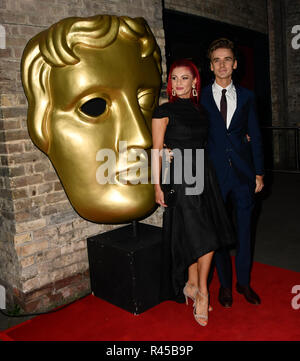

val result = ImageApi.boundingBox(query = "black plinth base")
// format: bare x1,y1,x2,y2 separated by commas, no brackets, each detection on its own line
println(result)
87,222,163,315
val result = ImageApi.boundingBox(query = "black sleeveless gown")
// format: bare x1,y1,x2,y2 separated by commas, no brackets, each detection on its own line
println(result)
152,98,235,303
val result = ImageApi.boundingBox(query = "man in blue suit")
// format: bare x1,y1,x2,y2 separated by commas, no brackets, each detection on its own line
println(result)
201,38,264,307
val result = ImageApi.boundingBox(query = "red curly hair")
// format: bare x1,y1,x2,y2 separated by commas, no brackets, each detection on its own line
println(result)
166,59,201,104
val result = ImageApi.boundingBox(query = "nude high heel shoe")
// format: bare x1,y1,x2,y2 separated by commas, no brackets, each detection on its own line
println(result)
193,290,209,327
183,282,198,305
183,283,213,311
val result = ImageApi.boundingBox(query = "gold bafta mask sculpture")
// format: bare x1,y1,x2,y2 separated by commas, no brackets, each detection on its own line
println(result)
21,15,162,223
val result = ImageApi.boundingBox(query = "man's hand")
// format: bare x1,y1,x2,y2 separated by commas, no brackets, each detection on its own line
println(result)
255,175,264,193
163,144,173,163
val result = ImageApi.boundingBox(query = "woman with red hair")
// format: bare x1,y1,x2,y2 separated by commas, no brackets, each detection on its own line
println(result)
152,59,233,326
166,59,201,104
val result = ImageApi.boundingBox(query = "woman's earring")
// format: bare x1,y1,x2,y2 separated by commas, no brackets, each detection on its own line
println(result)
192,84,198,97
172,89,176,96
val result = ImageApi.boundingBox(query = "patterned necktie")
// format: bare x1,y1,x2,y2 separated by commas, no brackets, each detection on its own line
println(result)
220,88,227,124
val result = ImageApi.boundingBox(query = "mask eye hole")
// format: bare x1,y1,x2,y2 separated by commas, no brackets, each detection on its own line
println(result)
80,97,106,117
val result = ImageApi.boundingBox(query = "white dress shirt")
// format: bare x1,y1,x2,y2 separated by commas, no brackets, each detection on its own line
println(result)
212,81,237,129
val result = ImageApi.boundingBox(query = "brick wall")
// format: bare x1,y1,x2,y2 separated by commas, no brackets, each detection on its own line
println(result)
266,0,300,168
267,0,284,126
0,0,164,312
164,0,268,34
267,0,300,126
285,0,300,125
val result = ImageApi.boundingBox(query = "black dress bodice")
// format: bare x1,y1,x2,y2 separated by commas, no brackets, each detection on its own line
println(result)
153,98,208,150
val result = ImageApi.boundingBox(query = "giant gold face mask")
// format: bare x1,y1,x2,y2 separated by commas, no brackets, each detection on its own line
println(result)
21,15,161,223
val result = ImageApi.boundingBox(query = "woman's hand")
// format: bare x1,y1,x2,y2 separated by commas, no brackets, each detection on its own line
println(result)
155,186,167,207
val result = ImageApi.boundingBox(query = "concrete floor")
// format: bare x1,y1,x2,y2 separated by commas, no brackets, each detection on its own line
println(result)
1,172,299,333
253,171,300,272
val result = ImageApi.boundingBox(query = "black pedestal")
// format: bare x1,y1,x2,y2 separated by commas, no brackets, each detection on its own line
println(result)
87,222,163,314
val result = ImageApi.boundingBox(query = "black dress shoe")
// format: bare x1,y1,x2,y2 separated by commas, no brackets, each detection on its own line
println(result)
236,283,261,305
218,286,233,308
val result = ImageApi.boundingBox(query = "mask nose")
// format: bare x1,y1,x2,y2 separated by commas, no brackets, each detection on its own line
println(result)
116,95,152,150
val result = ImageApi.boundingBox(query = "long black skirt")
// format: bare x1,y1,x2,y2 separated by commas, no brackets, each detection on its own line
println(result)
160,156,235,303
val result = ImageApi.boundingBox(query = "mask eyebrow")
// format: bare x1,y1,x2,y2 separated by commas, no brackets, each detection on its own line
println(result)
60,84,110,112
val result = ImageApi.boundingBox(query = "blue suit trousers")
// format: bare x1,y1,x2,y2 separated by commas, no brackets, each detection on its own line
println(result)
215,166,255,288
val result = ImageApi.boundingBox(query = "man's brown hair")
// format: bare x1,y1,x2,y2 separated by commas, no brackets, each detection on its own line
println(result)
207,38,236,61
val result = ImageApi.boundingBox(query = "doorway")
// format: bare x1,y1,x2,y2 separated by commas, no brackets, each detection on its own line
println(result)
163,9,272,125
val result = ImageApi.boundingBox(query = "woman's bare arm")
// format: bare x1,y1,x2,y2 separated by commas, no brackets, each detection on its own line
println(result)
152,117,168,206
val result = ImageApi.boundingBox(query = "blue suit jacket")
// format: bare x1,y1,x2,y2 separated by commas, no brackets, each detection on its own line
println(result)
201,84,264,185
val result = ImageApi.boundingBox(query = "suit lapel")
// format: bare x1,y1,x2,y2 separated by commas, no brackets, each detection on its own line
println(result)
207,85,227,130
228,85,242,130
